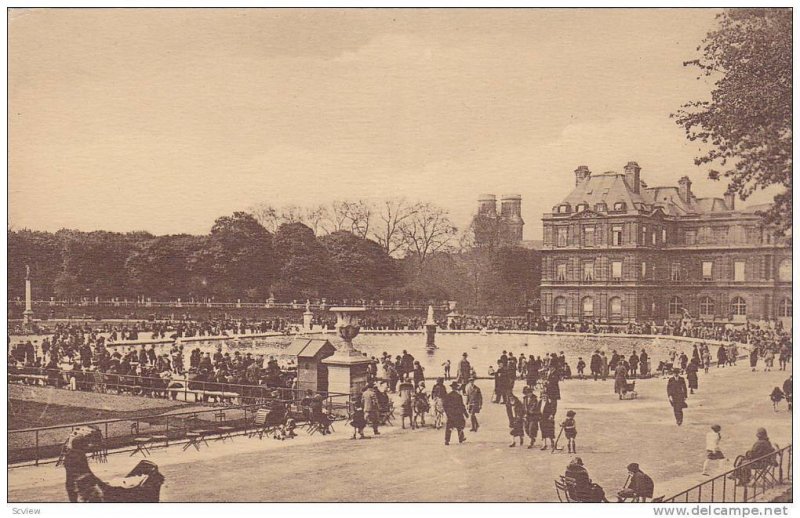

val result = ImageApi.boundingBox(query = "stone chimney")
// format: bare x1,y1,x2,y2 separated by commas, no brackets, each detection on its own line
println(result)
678,176,692,203
724,191,735,211
574,166,591,187
623,161,641,194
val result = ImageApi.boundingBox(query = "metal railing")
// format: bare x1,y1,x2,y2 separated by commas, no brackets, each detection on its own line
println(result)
664,444,792,503
8,299,450,312
9,367,349,408
9,389,352,467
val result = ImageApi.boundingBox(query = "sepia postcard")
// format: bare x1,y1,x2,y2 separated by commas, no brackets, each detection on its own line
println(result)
5,5,794,513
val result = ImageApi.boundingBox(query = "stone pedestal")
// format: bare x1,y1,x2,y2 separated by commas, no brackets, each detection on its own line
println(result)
425,324,437,348
321,306,371,396
424,305,437,348
23,266,34,331
303,311,314,332
322,354,371,396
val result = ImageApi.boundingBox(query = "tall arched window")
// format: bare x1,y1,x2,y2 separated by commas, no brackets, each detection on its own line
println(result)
779,259,792,282
553,297,567,317
582,297,594,319
609,297,622,320
669,296,683,315
699,296,715,316
731,296,747,316
779,298,792,318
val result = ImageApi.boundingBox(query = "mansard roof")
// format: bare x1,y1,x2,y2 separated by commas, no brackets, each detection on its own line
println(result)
554,165,762,217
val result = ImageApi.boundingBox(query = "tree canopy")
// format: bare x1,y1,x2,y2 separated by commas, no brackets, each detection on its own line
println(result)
674,8,792,236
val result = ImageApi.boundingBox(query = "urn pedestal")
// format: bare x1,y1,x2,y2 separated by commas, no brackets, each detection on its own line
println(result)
320,307,371,396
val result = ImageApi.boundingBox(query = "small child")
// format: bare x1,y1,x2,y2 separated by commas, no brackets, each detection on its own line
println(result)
562,410,578,453
576,358,586,379
350,404,366,439
770,387,785,412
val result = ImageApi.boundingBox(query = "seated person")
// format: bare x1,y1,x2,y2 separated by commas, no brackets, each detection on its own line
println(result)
746,428,777,469
310,394,331,435
376,386,391,412
564,457,608,502
617,463,654,502
300,390,315,421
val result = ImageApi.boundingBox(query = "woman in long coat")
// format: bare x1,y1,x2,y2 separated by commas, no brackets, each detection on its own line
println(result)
507,394,525,447
717,345,728,368
686,358,699,394
749,347,759,372
539,394,557,450
614,363,628,397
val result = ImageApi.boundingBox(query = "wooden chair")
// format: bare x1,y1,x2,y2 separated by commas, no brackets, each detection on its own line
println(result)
554,479,570,502
214,410,235,443
129,423,152,458
248,408,271,439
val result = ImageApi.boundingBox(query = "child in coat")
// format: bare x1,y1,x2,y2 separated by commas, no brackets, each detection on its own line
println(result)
770,387,785,412
350,403,367,439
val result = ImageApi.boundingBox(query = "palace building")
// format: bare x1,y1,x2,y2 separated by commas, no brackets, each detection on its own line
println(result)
540,162,792,327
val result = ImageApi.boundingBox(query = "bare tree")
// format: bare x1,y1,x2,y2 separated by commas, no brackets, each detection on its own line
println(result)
326,200,351,233
303,204,331,236
371,198,419,257
399,202,457,263
342,200,373,239
248,203,281,233
280,205,306,225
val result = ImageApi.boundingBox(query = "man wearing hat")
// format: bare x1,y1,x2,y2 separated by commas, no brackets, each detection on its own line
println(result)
362,382,381,436
443,381,469,445
464,376,483,432
617,463,654,502
667,368,688,425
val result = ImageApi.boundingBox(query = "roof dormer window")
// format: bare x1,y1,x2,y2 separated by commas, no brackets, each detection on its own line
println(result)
557,204,571,214
613,202,627,212
594,203,607,212
576,203,588,212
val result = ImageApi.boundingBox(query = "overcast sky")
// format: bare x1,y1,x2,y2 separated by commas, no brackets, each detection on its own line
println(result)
9,8,772,239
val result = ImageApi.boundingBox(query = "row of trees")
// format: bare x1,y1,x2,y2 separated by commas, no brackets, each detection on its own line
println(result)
9,204,540,313
249,198,458,261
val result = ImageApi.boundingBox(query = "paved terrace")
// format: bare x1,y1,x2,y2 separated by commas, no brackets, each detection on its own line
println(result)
8,360,792,502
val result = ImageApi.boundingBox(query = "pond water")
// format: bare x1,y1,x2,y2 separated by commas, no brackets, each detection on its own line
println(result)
187,331,699,376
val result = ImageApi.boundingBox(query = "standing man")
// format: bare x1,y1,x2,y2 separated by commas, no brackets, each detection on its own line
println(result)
590,351,602,381
443,381,469,445
465,376,483,432
667,368,688,426
362,382,381,436
457,353,471,390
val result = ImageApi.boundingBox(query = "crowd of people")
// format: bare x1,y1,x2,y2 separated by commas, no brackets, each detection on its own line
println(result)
7,322,303,401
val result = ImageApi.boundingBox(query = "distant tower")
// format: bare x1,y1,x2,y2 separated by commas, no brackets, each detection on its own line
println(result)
477,194,498,217
499,194,524,243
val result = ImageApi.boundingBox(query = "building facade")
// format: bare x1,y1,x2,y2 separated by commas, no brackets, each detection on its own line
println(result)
540,162,791,327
